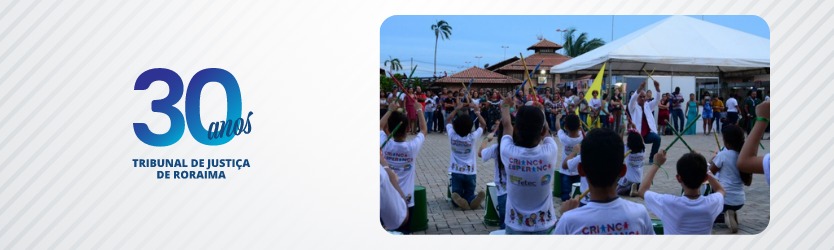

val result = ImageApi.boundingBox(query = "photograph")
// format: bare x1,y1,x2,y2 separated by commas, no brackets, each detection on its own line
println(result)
379,15,771,235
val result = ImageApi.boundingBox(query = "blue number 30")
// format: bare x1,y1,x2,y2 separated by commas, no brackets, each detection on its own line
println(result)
134,68,242,146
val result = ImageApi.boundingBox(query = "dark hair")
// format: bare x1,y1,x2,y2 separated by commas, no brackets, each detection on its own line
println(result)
602,94,608,100
495,124,506,184
581,128,624,188
674,87,680,94
513,106,545,148
387,111,409,138
721,125,745,151
626,131,645,153
677,152,708,189
564,114,580,132
747,90,754,96
452,113,473,137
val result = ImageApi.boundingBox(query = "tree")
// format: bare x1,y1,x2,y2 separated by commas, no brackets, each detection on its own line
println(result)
561,27,606,57
431,20,452,78
383,56,402,74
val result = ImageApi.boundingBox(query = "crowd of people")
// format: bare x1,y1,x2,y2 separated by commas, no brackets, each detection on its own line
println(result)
379,81,771,235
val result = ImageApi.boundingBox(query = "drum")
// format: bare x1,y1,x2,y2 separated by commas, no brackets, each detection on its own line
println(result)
651,219,664,235
552,172,561,197
409,185,429,232
483,182,500,226
571,182,581,198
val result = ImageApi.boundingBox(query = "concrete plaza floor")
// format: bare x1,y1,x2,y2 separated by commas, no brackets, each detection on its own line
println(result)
406,131,770,235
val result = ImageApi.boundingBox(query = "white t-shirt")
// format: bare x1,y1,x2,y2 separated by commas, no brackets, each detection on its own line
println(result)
424,98,436,112
553,198,655,235
447,124,483,175
643,191,724,234
380,166,408,230
500,135,560,232
380,131,426,207
622,147,645,184
565,155,590,205
713,149,745,206
589,98,602,111
726,98,739,112
764,154,771,185
558,130,584,176
481,144,507,196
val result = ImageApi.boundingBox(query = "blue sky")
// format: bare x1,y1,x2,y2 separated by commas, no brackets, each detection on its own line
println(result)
380,15,769,77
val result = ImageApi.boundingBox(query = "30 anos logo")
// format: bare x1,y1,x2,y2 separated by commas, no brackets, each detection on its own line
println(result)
134,68,253,146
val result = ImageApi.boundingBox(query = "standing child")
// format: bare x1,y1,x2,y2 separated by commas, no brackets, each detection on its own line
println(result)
499,94,560,234
553,128,655,235
446,97,488,210
379,100,427,233
618,131,645,197
558,115,584,201
479,120,507,229
710,125,750,233
636,150,726,234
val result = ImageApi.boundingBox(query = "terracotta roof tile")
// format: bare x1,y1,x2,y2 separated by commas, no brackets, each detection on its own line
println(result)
527,38,563,50
496,53,572,71
436,67,522,85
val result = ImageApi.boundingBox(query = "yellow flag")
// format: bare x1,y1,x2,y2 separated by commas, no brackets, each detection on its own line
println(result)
574,63,606,121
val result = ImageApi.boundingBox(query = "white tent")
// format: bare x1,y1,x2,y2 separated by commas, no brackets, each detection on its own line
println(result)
550,16,769,75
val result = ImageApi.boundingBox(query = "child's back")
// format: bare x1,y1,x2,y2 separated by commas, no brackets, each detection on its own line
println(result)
714,149,744,205
642,193,722,234
447,124,482,174
553,128,654,235
553,197,654,235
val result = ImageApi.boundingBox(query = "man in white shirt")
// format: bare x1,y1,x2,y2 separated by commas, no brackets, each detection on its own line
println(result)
628,80,662,163
725,94,739,126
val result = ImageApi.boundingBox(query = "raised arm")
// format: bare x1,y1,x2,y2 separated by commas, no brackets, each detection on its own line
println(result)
380,100,399,131
706,171,725,197
738,100,769,174
637,149,666,198
473,103,487,129
415,100,428,136
500,93,514,137
445,98,464,125
478,128,497,158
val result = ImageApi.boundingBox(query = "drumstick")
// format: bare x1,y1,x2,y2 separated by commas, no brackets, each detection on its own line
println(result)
575,189,591,201
664,115,700,151
380,122,403,149
713,127,722,151
667,123,694,152
624,150,632,157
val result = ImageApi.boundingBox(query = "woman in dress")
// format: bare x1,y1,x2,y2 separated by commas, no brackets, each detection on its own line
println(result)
702,92,714,135
684,93,698,135
657,93,670,135
405,87,417,134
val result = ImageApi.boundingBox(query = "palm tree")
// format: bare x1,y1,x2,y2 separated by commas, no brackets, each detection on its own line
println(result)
561,27,606,57
383,56,402,74
431,20,452,78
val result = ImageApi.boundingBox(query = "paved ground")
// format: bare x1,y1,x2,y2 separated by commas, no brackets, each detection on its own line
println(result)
407,130,770,235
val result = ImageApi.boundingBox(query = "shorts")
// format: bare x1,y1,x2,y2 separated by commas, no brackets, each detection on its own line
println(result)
702,111,713,119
